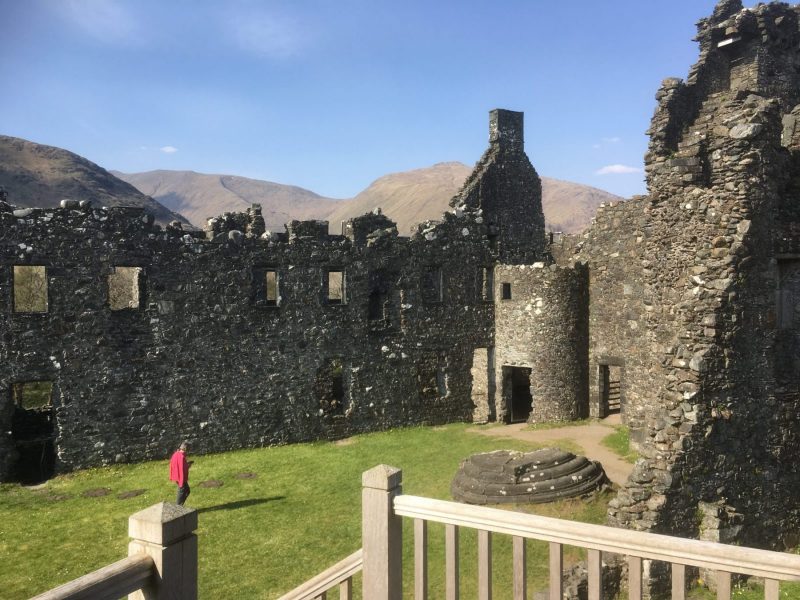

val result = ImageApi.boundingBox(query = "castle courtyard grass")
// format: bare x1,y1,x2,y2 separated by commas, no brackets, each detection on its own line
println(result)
0,423,618,599
5,423,800,599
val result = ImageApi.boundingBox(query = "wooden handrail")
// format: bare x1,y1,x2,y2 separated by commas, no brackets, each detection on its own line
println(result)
29,554,154,600
276,549,363,600
394,495,800,581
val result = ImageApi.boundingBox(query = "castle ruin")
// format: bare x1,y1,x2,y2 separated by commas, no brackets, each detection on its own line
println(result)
2,0,800,562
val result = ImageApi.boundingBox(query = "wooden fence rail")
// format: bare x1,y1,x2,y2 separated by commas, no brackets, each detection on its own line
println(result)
276,549,363,600
356,464,800,600
29,555,155,600
30,502,198,600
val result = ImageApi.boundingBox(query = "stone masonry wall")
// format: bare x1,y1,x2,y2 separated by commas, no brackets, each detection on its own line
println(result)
0,110,587,480
602,1,800,563
568,199,649,425
493,262,589,423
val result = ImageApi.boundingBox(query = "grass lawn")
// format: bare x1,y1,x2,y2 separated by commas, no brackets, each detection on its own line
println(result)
600,425,640,463
0,423,615,599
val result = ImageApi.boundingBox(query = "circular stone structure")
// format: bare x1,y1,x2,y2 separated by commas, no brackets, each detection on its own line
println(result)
451,448,608,505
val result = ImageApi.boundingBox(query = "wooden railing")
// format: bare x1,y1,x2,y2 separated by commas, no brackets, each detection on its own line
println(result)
283,464,800,600
30,555,155,600
276,549,363,600
29,502,198,600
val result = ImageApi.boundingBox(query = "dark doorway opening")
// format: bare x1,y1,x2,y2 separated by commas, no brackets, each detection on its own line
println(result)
599,365,622,415
11,381,56,484
506,366,532,423
315,359,346,416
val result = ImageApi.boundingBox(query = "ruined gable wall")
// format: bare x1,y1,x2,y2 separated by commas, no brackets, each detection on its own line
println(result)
451,110,548,265
605,2,800,553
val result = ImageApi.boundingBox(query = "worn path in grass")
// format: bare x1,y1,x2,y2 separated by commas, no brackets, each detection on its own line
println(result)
468,414,634,486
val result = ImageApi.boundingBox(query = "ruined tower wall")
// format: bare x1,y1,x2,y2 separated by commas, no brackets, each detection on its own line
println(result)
604,2,800,554
493,263,589,423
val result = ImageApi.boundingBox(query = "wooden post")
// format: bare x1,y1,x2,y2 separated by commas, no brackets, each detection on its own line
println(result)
362,465,403,600
127,502,198,600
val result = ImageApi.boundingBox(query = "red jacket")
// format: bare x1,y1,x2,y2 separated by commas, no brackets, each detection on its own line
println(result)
169,450,189,487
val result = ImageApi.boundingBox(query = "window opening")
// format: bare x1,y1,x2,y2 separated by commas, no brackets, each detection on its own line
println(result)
13,266,48,313
481,267,494,302
108,267,142,310
252,268,279,307
368,289,383,320
265,270,278,305
421,267,443,303
501,282,512,300
436,356,448,397
327,270,345,305
11,381,56,483
776,259,800,383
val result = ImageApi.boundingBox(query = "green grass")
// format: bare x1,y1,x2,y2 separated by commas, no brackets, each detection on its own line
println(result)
1,424,613,598
525,418,594,431
601,425,640,463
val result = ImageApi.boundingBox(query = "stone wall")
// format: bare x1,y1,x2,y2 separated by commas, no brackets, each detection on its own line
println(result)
0,110,588,481
567,199,649,425
597,0,800,562
492,262,589,423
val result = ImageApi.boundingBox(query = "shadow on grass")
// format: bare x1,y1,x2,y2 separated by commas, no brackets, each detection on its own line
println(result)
198,496,285,513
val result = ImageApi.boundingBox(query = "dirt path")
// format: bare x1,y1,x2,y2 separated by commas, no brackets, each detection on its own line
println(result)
467,414,634,486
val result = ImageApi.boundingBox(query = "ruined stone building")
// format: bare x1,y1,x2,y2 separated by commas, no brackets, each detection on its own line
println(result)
0,109,588,486
560,0,800,557
2,0,800,559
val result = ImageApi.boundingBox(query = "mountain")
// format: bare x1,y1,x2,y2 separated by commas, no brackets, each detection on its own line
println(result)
112,170,342,231
325,162,623,234
0,135,189,226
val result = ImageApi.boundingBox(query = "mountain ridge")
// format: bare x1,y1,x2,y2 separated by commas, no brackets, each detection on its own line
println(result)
0,135,190,226
117,163,623,235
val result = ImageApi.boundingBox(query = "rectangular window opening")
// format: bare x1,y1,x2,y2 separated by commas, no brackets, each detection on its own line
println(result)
481,267,494,302
108,266,143,310
421,267,443,303
12,381,53,411
265,270,278,306
501,282,512,300
327,270,346,305
13,265,48,313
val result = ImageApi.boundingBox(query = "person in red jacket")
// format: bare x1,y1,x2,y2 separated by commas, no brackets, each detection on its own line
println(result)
169,441,193,505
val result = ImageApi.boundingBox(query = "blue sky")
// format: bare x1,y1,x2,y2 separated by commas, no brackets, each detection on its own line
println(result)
1,1,729,199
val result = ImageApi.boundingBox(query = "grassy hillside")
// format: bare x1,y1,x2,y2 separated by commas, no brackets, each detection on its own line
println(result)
0,135,190,227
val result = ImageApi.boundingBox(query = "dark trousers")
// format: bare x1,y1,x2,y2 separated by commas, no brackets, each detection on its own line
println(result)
176,483,190,505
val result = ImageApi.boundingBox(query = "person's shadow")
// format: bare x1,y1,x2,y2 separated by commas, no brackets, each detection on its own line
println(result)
197,496,285,513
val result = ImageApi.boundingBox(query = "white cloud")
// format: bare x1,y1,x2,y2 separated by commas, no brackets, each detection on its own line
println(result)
226,12,306,58
595,164,642,175
602,137,622,144
56,0,141,45
160,146,178,154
